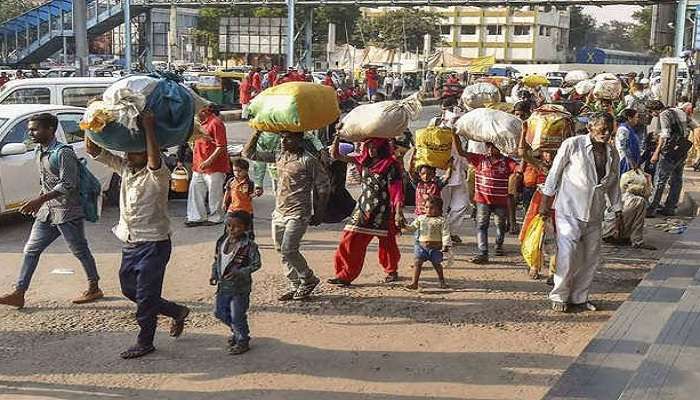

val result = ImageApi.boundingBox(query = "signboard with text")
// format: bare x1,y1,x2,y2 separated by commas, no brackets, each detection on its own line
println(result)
219,17,288,55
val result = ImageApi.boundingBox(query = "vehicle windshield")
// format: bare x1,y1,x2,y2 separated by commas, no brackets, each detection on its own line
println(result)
549,79,563,88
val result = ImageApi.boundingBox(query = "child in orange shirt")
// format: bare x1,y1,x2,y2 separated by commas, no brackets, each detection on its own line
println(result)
224,158,256,238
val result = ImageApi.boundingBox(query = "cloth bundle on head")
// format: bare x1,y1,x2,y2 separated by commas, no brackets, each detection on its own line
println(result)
460,82,501,110
414,126,453,169
575,79,595,96
455,108,522,155
522,75,549,88
82,75,196,152
339,92,423,142
593,78,622,100
564,70,589,84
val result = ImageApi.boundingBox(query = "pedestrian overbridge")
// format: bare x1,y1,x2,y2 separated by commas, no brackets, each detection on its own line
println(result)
0,0,684,67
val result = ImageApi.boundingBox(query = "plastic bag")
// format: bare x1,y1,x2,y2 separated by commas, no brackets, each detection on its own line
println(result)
454,108,522,155
339,92,422,142
523,75,549,88
575,79,595,95
247,82,340,133
86,78,195,152
460,83,501,110
521,214,546,269
564,70,588,83
414,126,453,169
102,75,160,132
593,79,622,100
526,104,574,151
620,169,652,197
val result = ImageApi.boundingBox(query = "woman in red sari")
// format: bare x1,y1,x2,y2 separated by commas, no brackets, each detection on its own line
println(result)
328,136,404,285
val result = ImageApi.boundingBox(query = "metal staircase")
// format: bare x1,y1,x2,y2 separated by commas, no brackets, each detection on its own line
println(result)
0,0,137,66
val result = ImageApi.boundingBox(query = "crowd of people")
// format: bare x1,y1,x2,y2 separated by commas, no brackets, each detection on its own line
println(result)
1,66,698,361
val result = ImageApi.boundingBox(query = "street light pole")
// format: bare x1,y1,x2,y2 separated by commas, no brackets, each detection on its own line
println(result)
73,0,89,76
675,0,689,57
124,0,132,73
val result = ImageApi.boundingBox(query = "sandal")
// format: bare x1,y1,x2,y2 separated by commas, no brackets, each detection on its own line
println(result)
573,302,597,311
551,301,568,313
169,306,190,338
529,269,541,280
471,255,488,264
383,272,399,283
120,344,155,359
327,277,351,286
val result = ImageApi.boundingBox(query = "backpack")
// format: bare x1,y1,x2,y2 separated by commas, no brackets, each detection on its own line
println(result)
662,110,693,161
47,144,102,223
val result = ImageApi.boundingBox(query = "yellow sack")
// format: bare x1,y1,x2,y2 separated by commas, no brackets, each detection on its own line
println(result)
485,102,514,113
247,82,340,133
522,75,549,88
415,127,453,169
526,105,574,151
521,214,546,269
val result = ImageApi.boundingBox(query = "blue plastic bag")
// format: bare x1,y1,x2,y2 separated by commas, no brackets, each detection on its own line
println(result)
87,78,194,152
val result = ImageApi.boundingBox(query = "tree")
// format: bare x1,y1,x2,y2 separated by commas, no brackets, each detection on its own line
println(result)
0,0,35,22
568,6,596,51
629,7,653,52
353,9,442,52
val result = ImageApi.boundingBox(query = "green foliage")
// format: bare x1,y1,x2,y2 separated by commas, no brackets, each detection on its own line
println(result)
353,9,442,52
569,6,655,54
568,6,596,51
0,0,35,23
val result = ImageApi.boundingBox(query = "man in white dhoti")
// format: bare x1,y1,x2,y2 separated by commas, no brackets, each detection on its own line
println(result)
539,113,623,313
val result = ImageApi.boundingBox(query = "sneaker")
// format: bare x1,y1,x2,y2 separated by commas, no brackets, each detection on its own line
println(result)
72,283,104,304
293,277,320,300
227,336,237,346
229,342,250,355
0,289,25,309
383,272,399,283
471,254,488,264
551,301,568,313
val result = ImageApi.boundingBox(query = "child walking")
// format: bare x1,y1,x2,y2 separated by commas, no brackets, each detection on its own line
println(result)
223,158,256,238
466,142,519,264
403,197,451,289
408,153,453,215
210,211,261,355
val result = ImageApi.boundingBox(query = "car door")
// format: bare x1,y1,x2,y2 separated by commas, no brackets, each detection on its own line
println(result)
55,111,114,191
0,116,40,212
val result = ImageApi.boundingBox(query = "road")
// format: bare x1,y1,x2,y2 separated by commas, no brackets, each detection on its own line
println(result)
0,101,683,400
224,105,441,145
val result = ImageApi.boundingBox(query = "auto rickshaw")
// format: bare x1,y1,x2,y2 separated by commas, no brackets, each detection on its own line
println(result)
192,71,241,110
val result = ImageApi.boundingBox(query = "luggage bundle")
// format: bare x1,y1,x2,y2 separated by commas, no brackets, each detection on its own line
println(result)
564,70,589,84
460,82,501,110
81,75,198,152
338,92,422,142
526,104,575,152
592,74,622,100
414,126,453,169
247,82,340,133
522,75,549,88
574,79,595,96
454,108,522,155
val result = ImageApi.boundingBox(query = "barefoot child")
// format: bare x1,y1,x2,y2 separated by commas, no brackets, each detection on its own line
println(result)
210,211,261,355
223,158,256,238
403,197,451,289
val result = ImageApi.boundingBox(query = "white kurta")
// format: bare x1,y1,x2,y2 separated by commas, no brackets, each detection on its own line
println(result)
541,135,621,304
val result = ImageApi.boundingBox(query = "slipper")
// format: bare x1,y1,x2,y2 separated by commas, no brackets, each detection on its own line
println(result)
169,306,190,337
120,344,155,359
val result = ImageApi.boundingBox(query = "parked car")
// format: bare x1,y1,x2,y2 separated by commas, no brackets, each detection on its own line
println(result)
0,77,118,108
0,104,117,215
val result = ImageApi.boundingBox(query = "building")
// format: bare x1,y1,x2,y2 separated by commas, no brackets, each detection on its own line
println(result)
363,6,570,64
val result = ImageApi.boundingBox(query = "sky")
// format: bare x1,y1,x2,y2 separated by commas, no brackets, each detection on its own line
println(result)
582,5,642,24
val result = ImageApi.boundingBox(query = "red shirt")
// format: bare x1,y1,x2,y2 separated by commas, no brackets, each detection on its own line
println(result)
366,70,379,90
239,76,252,104
466,153,518,207
193,115,230,174
252,72,262,93
267,70,278,87
322,76,335,88
414,179,446,215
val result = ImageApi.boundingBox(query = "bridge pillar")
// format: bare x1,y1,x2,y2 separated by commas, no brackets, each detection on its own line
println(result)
287,0,295,68
675,0,688,57
124,0,132,73
144,8,153,70
304,8,313,70
73,0,89,76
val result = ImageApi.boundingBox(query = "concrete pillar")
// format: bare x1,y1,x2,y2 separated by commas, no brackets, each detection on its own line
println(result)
124,0,132,73
675,0,688,57
73,0,89,76
168,5,177,68
304,8,313,69
286,0,295,68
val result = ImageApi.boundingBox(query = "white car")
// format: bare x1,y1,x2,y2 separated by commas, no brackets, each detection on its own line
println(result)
0,104,117,215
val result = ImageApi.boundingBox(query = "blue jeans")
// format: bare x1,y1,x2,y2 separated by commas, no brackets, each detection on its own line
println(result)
649,155,686,212
17,218,99,291
214,292,251,344
119,239,185,347
475,203,507,256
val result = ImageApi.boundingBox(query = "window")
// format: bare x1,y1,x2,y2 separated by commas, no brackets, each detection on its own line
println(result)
1,88,50,105
486,25,502,36
547,27,553,37
62,86,107,108
0,119,35,151
460,25,476,35
513,25,530,36
440,25,451,35
539,26,552,36
57,113,85,144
